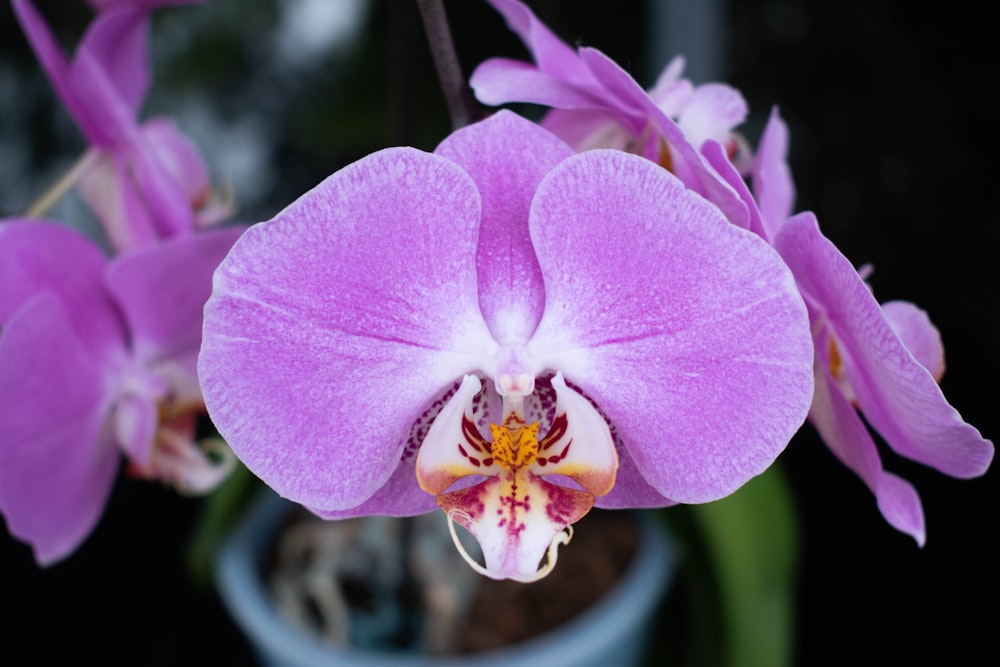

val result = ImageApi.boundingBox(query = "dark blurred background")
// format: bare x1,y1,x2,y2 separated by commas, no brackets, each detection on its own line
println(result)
1,1,996,664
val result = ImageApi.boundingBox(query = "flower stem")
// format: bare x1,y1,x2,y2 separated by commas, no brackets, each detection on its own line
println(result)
416,0,480,131
23,149,100,218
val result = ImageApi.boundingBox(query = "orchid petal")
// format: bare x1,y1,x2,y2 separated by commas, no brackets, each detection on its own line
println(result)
310,456,439,520
105,225,245,364
11,0,108,145
474,0,750,230
67,49,140,149
150,350,201,402
471,58,606,109
0,294,119,565
701,139,760,234
572,48,652,125
140,119,213,212
676,83,748,151
71,51,196,238
540,108,633,152
881,300,945,381
648,57,692,116
78,4,152,112
484,0,593,84
566,47,664,126
753,107,795,241
145,431,234,495
577,48,748,227
66,50,195,239
416,375,496,495
527,150,814,503
77,152,159,251
199,148,498,512
435,111,571,342
130,127,198,237
595,443,676,509
809,359,926,544
531,373,617,495
113,393,158,468
321,378,484,519
0,221,124,361
774,213,993,478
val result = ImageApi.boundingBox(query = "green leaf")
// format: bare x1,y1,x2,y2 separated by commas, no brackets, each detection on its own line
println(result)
184,461,264,589
691,463,799,667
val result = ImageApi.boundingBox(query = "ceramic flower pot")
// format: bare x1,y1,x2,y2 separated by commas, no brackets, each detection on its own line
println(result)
215,491,676,667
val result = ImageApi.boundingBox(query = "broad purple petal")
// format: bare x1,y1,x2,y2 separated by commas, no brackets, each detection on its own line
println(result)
105,225,245,365
198,148,498,512
435,111,572,342
0,220,124,361
527,150,814,503
0,294,119,565
809,359,926,544
774,213,993,478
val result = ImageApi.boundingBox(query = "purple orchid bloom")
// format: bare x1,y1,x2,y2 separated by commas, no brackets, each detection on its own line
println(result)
197,111,815,581
0,220,243,565
743,111,993,544
12,0,227,252
469,0,750,229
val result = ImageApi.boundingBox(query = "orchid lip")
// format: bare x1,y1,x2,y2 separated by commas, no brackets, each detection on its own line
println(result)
416,371,618,581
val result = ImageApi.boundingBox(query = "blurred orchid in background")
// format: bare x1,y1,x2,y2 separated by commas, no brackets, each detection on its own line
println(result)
1,0,242,566
747,114,992,544
11,0,230,252
0,221,241,564
470,0,750,228
471,0,993,546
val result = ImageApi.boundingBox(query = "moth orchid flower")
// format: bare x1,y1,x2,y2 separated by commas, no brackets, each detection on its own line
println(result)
739,111,994,544
12,0,228,252
469,0,750,227
198,112,814,581
0,220,243,565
